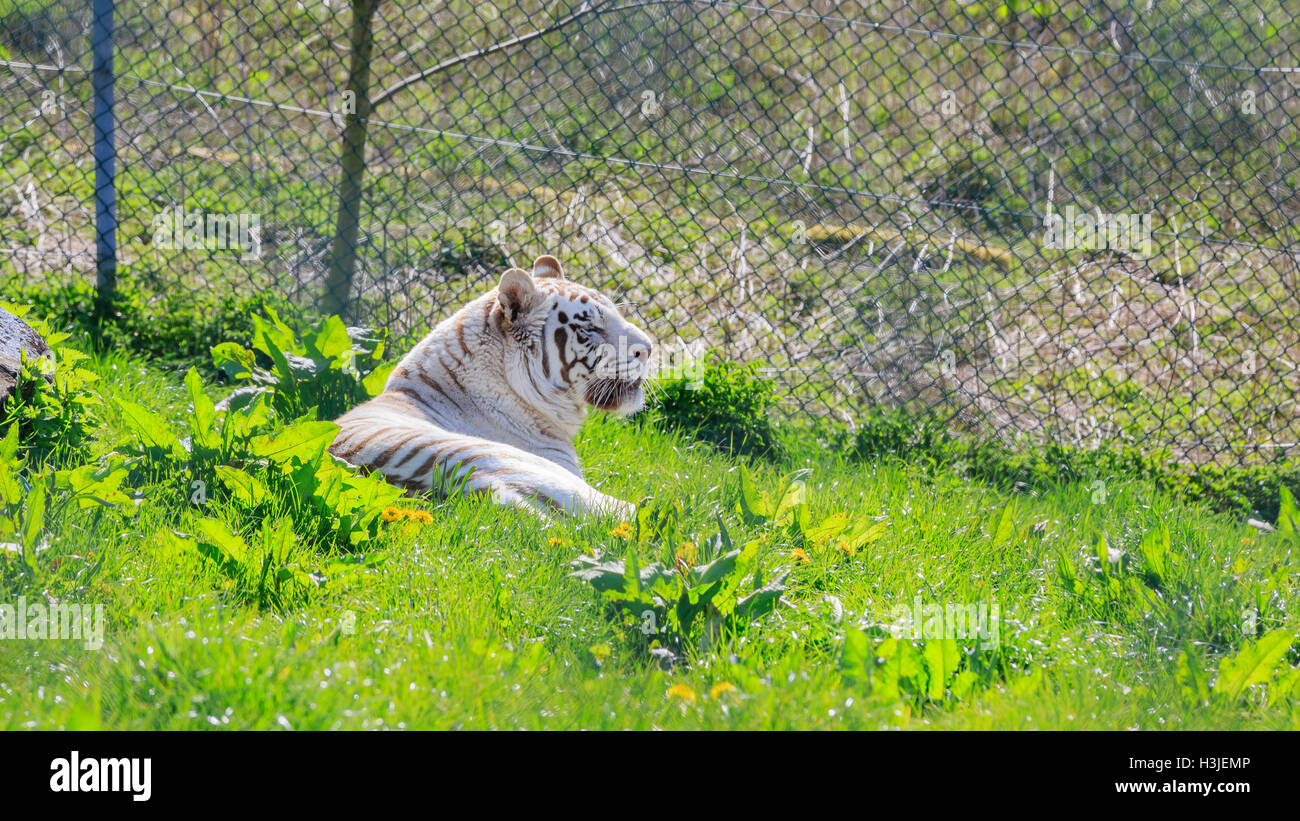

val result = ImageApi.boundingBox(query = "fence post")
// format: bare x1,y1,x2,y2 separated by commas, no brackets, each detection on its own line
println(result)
91,0,118,330
325,0,380,321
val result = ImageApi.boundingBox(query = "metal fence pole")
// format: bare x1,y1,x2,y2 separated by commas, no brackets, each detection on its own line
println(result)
324,0,380,322
91,0,117,330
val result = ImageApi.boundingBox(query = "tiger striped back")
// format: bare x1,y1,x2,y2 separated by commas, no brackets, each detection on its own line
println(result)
329,255,653,517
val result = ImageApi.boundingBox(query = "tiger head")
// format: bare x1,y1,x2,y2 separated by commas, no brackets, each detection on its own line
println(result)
495,255,653,416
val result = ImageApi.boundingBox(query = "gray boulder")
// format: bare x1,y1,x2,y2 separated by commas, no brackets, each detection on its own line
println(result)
0,308,53,404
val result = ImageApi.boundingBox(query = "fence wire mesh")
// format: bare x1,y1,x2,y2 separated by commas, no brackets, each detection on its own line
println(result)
2,1,1299,464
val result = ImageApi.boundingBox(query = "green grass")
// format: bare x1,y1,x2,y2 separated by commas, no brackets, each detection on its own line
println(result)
1,346,1297,729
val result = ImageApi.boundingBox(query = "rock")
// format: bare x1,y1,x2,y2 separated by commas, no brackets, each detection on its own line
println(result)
0,308,53,404
1247,518,1274,533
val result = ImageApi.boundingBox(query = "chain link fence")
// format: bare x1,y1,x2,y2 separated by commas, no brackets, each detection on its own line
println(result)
2,1,1299,464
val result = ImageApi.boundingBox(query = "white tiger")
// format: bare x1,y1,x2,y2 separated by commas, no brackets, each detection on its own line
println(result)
329,254,653,517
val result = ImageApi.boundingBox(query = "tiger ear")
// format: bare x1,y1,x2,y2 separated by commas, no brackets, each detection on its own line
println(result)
533,254,564,279
497,267,539,322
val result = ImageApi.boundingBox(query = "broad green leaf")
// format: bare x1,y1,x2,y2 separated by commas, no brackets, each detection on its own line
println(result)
266,343,299,399
838,627,872,681
0,424,19,463
312,461,344,509
193,518,249,579
185,368,220,451
56,457,133,509
211,342,255,381
675,578,724,633
570,554,672,598
1269,667,1300,708
1175,647,1210,705
19,475,47,550
362,362,395,397
252,309,298,360
223,390,274,440
216,465,271,507
923,638,961,701
991,500,1017,549
695,549,741,586
569,558,628,593
1213,630,1294,701
715,514,733,554
0,458,23,507
1094,533,1111,575
735,571,787,621
874,638,927,699
1278,486,1298,540
843,517,890,551
624,545,642,598
154,530,196,563
1138,524,1169,586
308,315,354,365
115,398,183,456
262,517,296,565
773,469,812,523
635,499,679,548
802,512,851,545
251,311,300,403
737,464,771,520
341,471,403,509
195,518,248,562
949,670,979,700
249,421,339,465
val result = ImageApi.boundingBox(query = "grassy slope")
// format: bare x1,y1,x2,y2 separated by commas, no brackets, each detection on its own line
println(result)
0,347,1296,730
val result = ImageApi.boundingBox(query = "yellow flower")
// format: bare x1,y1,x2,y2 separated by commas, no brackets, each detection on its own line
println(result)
790,547,811,564
408,510,434,525
610,522,634,539
380,506,403,523
675,542,698,565
666,683,697,703
709,682,736,699
548,536,566,547
835,539,856,557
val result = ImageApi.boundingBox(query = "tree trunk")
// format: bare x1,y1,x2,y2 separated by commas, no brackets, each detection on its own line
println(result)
324,0,380,321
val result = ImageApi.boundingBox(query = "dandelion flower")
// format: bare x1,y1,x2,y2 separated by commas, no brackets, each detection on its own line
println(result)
409,510,434,525
835,539,856,557
610,522,634,539
380,507,403,523
548,536,566,547
790,547,811,564
675,542,698,564
710,682,736,699
666,683,697,703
